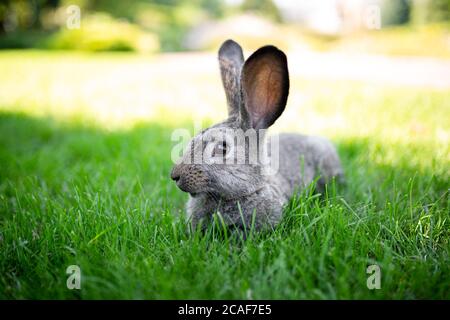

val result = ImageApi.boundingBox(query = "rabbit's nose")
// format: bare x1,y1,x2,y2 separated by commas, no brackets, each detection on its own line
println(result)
170,170,180,182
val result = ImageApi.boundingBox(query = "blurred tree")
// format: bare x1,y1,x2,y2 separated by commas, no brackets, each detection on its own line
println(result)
382,0,411,26
0,0,60,33
197,0,225,18
67,0,225,51
0,0,11,33
412,0,450,23
241,0,282,22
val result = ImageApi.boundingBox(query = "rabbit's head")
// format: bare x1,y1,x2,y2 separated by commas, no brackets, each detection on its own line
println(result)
171,40,289,199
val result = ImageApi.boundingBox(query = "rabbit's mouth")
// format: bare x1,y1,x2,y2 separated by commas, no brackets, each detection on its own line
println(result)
175,179,202,197
171,165,208,193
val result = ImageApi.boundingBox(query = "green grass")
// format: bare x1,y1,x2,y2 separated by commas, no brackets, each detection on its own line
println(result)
0,51,449,299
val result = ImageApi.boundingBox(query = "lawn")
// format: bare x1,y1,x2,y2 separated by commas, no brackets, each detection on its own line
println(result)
0,51,448,299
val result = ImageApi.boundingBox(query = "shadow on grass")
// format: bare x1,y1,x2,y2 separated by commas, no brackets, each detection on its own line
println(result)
0,111,186,214
1,111,446,215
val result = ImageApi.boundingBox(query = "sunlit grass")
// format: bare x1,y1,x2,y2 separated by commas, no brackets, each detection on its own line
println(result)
0,51,448,299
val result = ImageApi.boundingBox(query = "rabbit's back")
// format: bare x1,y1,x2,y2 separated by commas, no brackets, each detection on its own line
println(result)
274,133,344,196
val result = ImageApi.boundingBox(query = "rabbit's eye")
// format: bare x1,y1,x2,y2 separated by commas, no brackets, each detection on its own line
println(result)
213,141,228,157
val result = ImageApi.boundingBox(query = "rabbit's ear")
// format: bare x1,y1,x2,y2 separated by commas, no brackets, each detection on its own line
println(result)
241,45,289,130
218,39,244,116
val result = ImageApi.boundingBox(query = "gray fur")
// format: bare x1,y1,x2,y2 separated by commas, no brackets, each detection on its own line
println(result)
171,40,344,231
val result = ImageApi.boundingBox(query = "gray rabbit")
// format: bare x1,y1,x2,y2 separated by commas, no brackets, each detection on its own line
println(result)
171,40,343,231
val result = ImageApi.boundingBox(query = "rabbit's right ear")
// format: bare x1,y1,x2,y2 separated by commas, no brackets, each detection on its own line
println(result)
218,39,244,116
241,45,289,130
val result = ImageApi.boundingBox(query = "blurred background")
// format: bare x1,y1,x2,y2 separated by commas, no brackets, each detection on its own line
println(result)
0,0,449,54
0,0,449,136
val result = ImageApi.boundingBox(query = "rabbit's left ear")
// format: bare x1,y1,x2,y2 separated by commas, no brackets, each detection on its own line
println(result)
218,39,244,116
241,45,289,130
